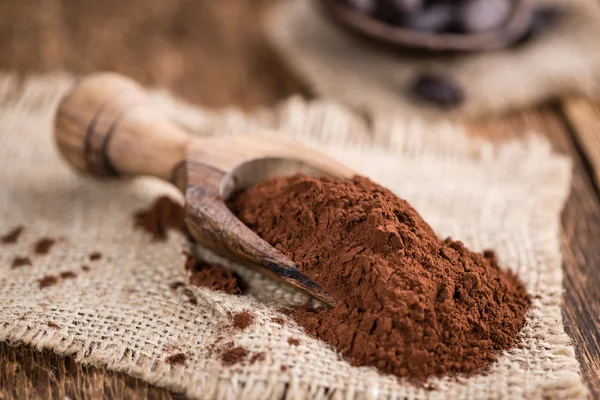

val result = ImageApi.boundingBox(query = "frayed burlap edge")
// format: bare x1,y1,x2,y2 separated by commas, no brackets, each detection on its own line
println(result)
266,0,600,120
0,73,588,399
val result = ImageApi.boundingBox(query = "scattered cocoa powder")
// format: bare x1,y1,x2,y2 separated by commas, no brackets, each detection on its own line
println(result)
249,352,266,365
231,310,254,330
287,338,300,346
229,174,530,381
135,197,247,294
280,365,288,372
38,275,58,289
133,196,187,240
60,271,77,279
1,226,23,244
169,281,186,290
270,317,285,326
46,321,60,330
165,352,187,366
89,252,102,261
186,255,245,294
221,346,249,366
162,343,181,353
33,238,56,255
182,288,198,305
81,265,90,272
11,256,31,268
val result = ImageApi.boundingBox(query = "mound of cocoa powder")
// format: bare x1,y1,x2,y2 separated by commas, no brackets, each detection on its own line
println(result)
228,174,530,380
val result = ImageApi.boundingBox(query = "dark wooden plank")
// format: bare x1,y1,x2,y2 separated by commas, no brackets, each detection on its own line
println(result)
562,97,600,194
0,342,181,400
0,0,308,110
470,104,600,398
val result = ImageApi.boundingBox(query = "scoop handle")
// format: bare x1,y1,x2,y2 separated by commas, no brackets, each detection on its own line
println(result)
54,72,192,181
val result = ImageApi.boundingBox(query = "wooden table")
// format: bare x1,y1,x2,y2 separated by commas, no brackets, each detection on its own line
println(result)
0,1,598,398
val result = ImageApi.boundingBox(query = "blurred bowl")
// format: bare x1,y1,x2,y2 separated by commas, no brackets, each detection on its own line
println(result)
317,0,533,52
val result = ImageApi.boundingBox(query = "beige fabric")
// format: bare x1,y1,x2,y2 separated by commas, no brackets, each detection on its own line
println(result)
266,0,600,120
0,74,587,399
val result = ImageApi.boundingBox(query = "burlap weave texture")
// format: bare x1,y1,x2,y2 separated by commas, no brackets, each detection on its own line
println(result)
0,74,587,399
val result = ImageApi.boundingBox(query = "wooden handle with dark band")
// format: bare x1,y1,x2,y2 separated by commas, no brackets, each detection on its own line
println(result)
54,73,192,181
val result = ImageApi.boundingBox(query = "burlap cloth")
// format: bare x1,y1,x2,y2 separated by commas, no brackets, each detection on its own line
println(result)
0,74,588,399
266,0,600,120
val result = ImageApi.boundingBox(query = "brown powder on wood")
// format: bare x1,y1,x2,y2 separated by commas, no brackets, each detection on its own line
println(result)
228,174,530,380
186,255,245,294
133,196,187,240
1,226,24,244
231,310,254,330
11,256,31,268
221,346,249,366
38,275,58,289
165,352,187,366
33,238,56,255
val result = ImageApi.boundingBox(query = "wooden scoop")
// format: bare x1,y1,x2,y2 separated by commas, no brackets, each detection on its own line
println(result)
54,73,353,306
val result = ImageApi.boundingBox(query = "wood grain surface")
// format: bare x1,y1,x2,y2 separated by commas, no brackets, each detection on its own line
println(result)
0,1,599,399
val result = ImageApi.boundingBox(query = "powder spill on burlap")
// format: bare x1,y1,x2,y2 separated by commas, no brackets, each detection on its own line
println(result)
221,346,249,366
33,237,56,255
133,196,186,240
182,289,198,305
38,275,58,289
166,352,187,366
11,256,31,268
60,271,77,279
1,226,23,244
134,197,247,294
229,174,530,381
231,310,254,330
249,352,266,365
46,321,60,330
170,281,186,290
186,255,245,294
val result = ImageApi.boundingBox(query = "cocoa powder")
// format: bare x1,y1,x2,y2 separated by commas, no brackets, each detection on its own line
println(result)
185,255,245,294
249,352,266,365
46,321,61,330
165,352,187,366
133,196,187,240
11,256,31,268
1,226,23,244
60,271,77,279
231,310,254,330
134,197,246,294
228,174,530,380
38,275,58,289
221,346,249,366
33,238,56,255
